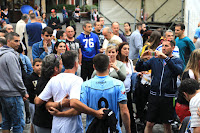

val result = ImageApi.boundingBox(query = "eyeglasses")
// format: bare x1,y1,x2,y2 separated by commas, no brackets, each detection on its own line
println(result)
57,39,66,43
45,34,52,37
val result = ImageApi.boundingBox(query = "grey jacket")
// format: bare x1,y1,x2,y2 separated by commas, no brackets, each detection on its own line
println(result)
129,29,143,60
92,60,126,81
0,46,27,97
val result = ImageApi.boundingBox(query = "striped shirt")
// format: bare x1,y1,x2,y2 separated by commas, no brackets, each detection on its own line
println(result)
190,92,200,128
156,45,180,58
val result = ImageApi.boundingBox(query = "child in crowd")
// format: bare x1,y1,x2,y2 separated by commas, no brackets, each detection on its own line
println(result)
25,58,42,133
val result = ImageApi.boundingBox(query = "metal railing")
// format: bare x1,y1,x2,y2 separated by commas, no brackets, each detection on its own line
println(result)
113,0,140,22
146,0,168,21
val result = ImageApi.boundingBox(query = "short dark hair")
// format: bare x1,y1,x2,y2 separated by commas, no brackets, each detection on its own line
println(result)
56,30,64,39
56,25,62,30
179,78,199,96
94,21,100,26
82,21,91,29
42,26,53,34
33,58,42,66
136,22,143,28
29,13,36,20
61,51,78,69
163,39,176,47
21,14,28,20
93,53,109,73
0,37,6,46
175,23,185,30
98,17,104,21
5,32,19,42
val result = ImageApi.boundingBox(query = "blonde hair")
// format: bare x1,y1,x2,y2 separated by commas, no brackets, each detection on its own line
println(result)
106,45,118,54
108,39,121,47
184,49,200,80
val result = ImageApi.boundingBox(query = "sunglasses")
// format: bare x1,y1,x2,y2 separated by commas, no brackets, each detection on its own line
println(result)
57,39,66,43
45,34,52,37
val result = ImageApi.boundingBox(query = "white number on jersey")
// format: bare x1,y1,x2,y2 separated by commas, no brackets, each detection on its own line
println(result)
83,38,94,48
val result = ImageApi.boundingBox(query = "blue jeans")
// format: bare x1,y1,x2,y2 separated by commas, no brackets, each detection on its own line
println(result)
0,96,25,133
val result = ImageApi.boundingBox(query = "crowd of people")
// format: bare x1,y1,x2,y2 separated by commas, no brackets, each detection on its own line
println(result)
0,6,200,133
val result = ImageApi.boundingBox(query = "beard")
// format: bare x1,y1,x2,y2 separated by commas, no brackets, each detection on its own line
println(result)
140,29,146,35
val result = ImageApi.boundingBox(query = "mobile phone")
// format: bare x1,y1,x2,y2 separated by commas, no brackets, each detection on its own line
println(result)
149,51,156,57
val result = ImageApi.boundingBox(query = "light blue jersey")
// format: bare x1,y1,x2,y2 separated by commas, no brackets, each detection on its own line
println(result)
80,75,127,133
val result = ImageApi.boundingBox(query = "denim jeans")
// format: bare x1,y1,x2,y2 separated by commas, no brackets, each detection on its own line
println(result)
0,96,25,133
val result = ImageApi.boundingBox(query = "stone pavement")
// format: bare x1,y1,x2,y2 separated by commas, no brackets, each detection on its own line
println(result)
1,19,166,133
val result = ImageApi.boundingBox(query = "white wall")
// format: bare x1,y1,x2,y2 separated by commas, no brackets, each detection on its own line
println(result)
184,0,200,40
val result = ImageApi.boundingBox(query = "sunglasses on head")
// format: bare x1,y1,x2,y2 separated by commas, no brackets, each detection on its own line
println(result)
57,39,66,43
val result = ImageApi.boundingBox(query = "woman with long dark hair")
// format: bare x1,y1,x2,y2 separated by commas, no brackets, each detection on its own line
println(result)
117,42,137,132
53,40,67,56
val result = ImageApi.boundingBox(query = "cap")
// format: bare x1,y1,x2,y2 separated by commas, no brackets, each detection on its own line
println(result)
51,9,56,13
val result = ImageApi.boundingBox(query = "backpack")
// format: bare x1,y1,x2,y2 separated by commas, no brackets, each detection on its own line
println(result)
49,16,59,20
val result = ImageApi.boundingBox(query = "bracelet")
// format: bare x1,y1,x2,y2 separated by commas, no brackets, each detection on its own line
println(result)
60,100,63,108
58,102,62,109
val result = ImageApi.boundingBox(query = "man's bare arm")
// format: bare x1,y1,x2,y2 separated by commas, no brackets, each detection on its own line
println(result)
70,99,105,119
119,103,131,133
48,107,80,117
193,127,200,133
46,94,70,110
34,96,45,105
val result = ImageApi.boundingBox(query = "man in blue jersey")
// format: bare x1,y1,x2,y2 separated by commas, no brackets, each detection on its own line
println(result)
175,23,195,67
70,53,131,133
77,21,100,81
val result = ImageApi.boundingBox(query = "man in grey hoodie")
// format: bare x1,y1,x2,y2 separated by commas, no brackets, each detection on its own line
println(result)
0,32,29,133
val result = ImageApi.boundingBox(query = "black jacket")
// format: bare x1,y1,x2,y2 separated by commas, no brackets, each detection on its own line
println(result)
87,109,119,133
24,72,40,104
48,16,60,30
33,77,53,128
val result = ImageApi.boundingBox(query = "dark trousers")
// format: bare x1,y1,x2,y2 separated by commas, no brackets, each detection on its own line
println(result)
81,60,94,81
127,91,137,133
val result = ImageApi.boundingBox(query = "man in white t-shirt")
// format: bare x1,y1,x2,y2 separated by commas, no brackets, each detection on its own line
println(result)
179,78,200,133
34,51,83,133
102,27,122,52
